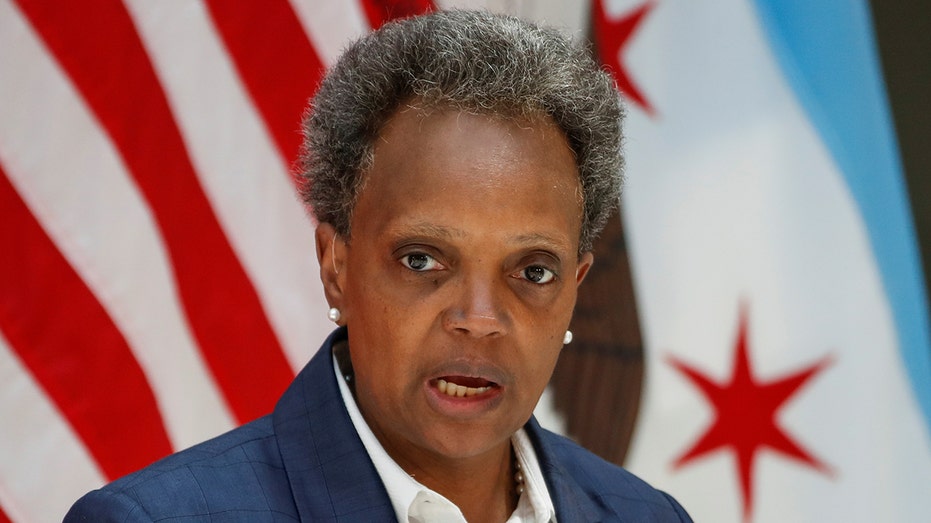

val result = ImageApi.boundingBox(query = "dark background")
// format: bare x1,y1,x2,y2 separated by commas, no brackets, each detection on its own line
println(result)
872,1,931,298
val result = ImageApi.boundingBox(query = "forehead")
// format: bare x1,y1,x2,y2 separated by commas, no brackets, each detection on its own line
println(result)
351,106,583,248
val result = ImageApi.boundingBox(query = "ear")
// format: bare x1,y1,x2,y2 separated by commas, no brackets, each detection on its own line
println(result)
315,222,348,315
575,251,594,286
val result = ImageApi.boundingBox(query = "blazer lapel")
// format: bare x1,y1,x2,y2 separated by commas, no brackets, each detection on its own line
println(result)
273,328,397,522
526,417,603,522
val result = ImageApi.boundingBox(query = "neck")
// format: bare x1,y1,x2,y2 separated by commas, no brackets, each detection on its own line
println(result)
399,442,519,523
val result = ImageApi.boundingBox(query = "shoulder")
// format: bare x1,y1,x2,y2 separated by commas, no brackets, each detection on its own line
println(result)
533,427,693,522
64,416,299,522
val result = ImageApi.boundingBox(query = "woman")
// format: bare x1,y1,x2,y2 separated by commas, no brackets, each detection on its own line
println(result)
67,10,691,522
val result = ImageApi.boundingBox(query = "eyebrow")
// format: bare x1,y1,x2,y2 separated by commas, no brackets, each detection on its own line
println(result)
399,223,569,248
394,222,467,240
509,232,572,252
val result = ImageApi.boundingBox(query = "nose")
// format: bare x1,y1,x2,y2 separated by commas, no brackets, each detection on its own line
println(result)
442,272,508,339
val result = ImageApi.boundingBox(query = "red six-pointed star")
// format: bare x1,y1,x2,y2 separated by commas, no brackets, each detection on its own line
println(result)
593,0,656,115
667,306,833,522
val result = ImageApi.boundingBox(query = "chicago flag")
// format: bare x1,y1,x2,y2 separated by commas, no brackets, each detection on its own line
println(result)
610,0,931,521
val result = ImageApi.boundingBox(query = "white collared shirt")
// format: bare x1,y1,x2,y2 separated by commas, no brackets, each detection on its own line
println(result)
334,355,556,522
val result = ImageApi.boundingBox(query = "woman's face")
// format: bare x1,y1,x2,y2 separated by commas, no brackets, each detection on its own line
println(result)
328,106,592,469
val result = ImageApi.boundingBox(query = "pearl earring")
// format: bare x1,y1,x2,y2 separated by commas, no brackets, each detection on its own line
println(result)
327,307,341,323
563,330,573,345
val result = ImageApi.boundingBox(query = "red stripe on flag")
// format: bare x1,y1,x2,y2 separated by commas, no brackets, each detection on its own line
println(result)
0,502,11,523
0,169,172,479
15,0,294,422
204,0,325,167
359,0,435,29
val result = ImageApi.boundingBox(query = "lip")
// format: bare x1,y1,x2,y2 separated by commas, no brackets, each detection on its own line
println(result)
422,361,509,419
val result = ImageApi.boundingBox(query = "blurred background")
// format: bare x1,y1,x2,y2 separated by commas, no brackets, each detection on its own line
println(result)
0,0,928,521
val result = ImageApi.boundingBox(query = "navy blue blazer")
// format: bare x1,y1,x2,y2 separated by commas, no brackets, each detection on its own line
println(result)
65,328,692,522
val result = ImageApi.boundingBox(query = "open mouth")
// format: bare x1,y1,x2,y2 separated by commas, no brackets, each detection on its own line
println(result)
434,376,496,398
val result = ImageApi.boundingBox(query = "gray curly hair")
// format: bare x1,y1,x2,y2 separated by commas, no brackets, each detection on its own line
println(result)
300,9,623,253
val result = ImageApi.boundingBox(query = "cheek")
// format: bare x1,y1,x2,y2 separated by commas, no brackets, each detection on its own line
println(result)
538,344,564,377
350,263,434,319
516,335,563,382
519,288,578,334
348,276,405,328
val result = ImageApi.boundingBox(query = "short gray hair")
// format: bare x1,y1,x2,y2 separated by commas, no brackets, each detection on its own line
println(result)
300,9,623,253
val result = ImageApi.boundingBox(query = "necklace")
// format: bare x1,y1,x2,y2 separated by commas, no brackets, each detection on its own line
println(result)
514,454,525,496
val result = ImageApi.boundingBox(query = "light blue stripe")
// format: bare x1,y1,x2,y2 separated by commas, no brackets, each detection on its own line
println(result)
749,0,931,433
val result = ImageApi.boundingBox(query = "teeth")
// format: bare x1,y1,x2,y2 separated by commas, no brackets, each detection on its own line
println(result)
436,379,491,398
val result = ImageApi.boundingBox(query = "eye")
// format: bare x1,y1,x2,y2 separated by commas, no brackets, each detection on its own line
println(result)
522,265,556,284
400,252,441,272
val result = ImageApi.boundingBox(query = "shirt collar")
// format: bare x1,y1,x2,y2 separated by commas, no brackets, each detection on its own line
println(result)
509,427,556,523
333,352,556,522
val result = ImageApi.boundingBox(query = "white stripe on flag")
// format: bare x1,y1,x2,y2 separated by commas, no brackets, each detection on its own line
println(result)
0,0,236,451
290,0,370,66
0,331,105,523
124,0,332,373
619,0,931,521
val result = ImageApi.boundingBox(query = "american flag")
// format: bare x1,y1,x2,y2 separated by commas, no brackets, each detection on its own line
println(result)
0,1,436,520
